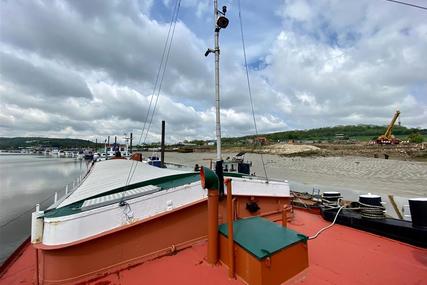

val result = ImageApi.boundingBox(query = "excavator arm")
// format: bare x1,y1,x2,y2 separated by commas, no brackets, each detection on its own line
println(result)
377,110,401,144
384,110,400,139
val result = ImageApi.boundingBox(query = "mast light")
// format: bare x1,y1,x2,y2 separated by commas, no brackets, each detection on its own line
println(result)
217,16,229,29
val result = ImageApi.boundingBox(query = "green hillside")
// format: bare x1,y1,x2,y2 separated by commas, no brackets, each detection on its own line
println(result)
0,137,96,149
221,125,426,145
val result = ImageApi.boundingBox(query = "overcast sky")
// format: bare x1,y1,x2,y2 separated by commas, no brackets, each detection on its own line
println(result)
1,0,426,143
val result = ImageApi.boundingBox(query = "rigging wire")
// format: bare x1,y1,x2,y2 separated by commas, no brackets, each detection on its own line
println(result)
140,0,181,146
237,0,269,182
123,0,178,187
124,0,181,187
383,0,427,11
142,0,181,145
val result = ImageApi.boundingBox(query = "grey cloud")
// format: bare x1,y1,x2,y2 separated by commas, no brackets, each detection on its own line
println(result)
0,103,94,133
0,52,92,99
0,1,209,89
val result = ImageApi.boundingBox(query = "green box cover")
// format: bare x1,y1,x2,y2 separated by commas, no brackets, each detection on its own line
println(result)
219,216,307,260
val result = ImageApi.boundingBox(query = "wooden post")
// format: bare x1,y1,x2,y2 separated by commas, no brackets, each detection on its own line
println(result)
282,205,288,228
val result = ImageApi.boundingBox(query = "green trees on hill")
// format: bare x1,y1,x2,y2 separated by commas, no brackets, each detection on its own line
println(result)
0,137,96,149
223,125,426,144
408,133,424,143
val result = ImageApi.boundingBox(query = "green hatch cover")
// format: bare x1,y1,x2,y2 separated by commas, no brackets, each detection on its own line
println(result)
218,217,308,260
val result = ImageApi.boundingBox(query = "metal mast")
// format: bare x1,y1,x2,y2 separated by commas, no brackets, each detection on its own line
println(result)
205,0,229,161
214,0,221,161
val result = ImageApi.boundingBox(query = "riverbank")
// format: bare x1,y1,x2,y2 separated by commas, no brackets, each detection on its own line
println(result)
207,142,427,161
156,152,427,198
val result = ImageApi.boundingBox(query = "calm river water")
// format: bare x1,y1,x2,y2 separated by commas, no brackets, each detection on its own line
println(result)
1,152,426,264
0,155,88,264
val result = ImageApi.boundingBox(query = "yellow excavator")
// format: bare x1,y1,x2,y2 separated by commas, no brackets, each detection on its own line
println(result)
376,110,401,144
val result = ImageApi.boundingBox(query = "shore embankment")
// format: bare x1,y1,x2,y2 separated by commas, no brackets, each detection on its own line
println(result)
215,142,427,161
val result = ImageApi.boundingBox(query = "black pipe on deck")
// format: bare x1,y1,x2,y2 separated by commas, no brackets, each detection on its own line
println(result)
129,132,133,154
161,120,165,168
215,160,224,197
107,136,110,159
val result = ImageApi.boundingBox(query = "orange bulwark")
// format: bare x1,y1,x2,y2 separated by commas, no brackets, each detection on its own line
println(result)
33,199,209,284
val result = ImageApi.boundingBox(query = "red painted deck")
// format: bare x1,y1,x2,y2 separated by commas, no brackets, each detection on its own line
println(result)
1,210,426,285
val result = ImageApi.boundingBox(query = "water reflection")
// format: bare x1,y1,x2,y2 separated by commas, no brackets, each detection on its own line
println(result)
0,155,87,264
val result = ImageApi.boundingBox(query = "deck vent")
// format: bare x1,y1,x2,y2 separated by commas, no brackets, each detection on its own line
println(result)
82,185,161,210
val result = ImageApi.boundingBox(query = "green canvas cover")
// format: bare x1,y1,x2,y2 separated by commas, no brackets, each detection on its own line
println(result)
219,216,307,260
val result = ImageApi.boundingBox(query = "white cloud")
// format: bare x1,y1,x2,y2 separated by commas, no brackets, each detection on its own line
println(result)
0,0,426,143
261,0,427,128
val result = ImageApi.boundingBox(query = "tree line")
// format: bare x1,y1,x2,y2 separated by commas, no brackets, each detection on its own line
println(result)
0,137,96,150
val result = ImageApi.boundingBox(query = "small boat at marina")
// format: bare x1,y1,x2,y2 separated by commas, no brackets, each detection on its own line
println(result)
76,151,84,160
92,152,100,161
83,149,94,160
64,151,74,158
104,143,130,158
146,153,162,167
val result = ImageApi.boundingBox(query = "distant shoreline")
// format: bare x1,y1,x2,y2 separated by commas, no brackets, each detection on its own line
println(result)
2,141,426,162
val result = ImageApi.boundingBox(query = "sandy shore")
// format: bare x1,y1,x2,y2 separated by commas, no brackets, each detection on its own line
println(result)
247,154,427,198
157,152,427,198
255,143,320,155
216,142,427,161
